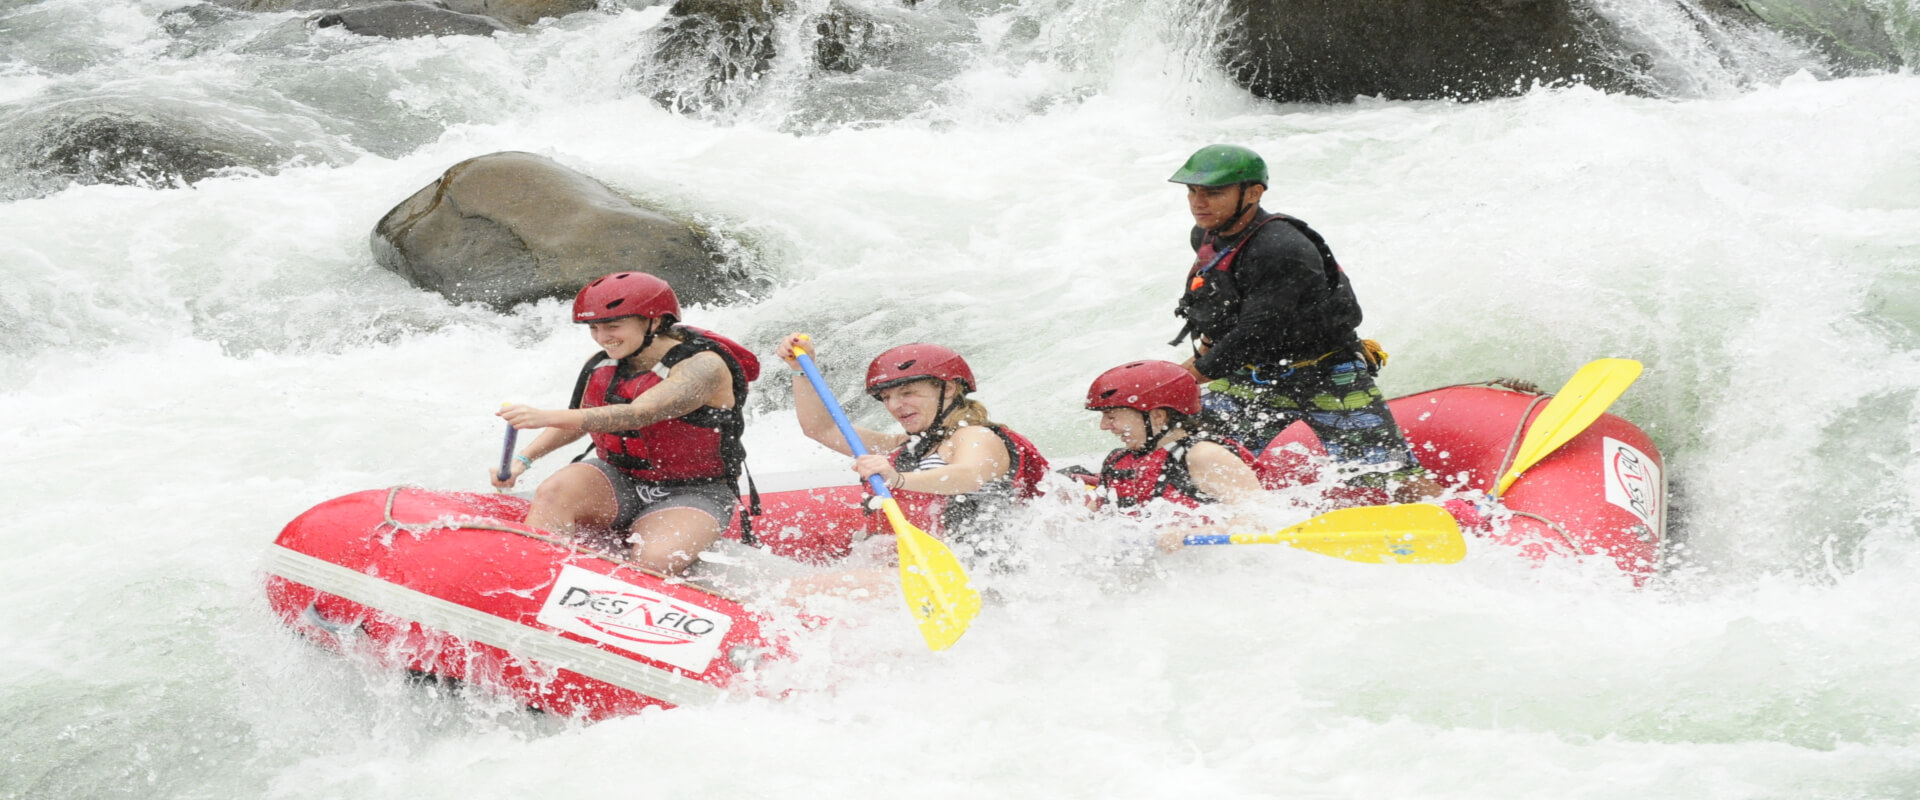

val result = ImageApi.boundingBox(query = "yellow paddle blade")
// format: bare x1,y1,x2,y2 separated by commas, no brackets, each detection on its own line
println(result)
1495,358,1644,497
880,499,981,651
1227,504,1467,564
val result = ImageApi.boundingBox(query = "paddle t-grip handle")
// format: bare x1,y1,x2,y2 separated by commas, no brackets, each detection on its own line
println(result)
793,345,892,498
496,421,518,482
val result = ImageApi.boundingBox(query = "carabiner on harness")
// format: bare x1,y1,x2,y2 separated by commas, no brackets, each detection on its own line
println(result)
1246,363,1293,384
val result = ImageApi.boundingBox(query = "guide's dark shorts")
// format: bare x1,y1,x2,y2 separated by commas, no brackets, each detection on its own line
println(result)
1200,358,1425,490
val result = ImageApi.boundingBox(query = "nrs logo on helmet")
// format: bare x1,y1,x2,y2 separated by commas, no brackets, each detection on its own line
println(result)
572,272,681,324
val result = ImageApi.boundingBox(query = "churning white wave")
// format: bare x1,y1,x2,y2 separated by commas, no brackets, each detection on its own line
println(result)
4,0,1920,797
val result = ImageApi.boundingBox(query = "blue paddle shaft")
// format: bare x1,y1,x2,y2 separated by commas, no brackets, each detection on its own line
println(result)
496,424,518,482
1182,534,1232,546
794,351,892,499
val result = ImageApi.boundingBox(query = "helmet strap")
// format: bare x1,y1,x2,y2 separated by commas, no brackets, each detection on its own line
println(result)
1124,409,1180,456
897,383,962,468
611,317,663,372
930,381,959,436
626,318,683,370
1205,184,1258,234
899,380,960,462
635,317,662,361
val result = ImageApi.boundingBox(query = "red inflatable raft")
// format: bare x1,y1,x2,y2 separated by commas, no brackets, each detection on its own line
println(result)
264,487,797,720
264,383,1665,718
1258,382,1667,580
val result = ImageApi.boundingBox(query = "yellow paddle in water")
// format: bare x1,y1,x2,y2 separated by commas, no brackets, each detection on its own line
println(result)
1182,503,1468,564
791,336,980,651
1494,358,1645,498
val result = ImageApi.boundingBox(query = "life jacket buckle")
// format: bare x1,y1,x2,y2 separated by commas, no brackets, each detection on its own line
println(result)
1357,339,1388,376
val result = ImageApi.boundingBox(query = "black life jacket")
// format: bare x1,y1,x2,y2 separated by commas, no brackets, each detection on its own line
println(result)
1169,212,1362,361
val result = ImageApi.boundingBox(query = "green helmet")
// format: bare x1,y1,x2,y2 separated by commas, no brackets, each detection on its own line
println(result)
1168,144,1267,187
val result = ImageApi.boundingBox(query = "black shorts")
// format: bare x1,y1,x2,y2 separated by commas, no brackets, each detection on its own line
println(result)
583,458,739,531
1200,358,1425,487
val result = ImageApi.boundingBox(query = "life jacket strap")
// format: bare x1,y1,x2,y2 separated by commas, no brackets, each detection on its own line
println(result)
737,465,761,547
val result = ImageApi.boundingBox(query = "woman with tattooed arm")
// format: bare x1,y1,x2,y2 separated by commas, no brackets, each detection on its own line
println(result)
493,272,758,576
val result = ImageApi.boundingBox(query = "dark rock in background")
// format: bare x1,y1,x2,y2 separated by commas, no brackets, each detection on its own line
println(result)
1219,0,1638,102
642,0,892,115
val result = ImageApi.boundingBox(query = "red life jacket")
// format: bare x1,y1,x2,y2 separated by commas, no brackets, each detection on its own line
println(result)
1096,437,1255,511
880,424,1048,538
567,327,760,484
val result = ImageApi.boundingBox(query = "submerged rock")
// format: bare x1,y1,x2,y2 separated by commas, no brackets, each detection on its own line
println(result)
208,0,596,28
435,0,596,27
203,0,358,11
0,94,348,199
371,151,746,311
1709,0,1904,73
314,2,510,38
157,3,247,35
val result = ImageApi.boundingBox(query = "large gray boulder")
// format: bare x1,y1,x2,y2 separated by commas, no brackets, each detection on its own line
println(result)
1220,0,1638,102
371,151,742,311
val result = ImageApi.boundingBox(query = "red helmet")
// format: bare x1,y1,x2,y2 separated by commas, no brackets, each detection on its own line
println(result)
1085,360,1200,416
866,343,975,398
572,272,680,323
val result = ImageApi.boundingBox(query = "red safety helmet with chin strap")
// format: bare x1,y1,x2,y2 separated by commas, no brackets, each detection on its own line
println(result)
572,272,680,323
866,343,975,398
1085,360,1201,416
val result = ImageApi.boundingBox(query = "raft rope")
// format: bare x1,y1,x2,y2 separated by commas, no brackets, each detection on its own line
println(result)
1491,392,1551,490
1505,509,1584,553
374,486,739,601
1400,380,1586,554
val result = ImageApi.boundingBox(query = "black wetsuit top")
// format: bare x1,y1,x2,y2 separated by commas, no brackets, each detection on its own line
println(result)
1179,211,1364,379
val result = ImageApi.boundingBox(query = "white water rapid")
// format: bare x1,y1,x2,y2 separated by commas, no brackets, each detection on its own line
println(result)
5,0,1920,796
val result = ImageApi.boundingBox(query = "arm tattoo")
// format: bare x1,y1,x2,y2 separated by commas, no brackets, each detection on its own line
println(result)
578,353,728,433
